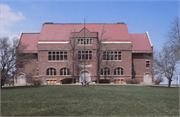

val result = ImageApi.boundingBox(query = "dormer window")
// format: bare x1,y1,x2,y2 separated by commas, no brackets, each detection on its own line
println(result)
78,38,92,45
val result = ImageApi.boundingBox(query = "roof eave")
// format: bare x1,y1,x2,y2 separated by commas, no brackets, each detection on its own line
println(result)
16,31,23,47
132,51,153,53
146,31,153,47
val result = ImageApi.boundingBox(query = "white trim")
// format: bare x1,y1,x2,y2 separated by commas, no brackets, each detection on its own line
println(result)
16,31,23,47
101,42,131,44
132,51,153,53
38,41,69,44
146,31,153,47
79,64,92,68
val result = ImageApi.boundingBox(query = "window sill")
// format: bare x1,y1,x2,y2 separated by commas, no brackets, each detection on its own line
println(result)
77,44,93,46
48,60,68,62
78,60,93,61
102,60,122,62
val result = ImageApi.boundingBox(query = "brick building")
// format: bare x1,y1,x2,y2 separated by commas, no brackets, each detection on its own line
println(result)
15,23,154,85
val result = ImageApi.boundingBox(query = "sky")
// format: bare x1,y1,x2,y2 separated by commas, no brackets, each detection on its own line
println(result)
0,0,179,85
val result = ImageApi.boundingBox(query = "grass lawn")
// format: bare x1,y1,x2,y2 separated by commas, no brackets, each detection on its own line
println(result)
1,85,179,116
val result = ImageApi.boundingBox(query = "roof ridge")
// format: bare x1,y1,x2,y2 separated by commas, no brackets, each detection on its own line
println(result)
130,33,146,34
43,23,126,25
22,32,40,34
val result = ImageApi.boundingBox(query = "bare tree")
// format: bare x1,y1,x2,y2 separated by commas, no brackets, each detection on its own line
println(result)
67,29,78,84
95,24,110,83
0,37,17,88
0,36,37,87
26,69,36,85
154,45,178,87
154,17,180,87
102,49,116,81
166,17,180,56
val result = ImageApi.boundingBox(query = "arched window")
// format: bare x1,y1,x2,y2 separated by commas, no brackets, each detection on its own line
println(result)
60,68,70,75
101,67,110,75
114,67,123,75
46,68,56,76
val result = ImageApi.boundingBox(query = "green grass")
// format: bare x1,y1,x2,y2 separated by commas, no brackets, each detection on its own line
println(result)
1,85,179,116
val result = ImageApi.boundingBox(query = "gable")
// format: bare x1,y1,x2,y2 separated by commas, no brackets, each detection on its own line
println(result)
71,27,98,38
130,33,153,53
18,33,40,53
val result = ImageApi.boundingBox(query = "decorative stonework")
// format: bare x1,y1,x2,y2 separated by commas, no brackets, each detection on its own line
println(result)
78,64,92,68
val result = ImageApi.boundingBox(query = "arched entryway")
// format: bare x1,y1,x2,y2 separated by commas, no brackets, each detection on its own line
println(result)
18,73,26,85
80,71,90,82
144,73,152,84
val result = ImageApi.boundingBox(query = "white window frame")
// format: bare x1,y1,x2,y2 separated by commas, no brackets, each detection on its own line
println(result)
48,51,67,61
46,68,56,76
101,67,110,75
114,67,123,75
103,50,121,61
78,50,92,60
60,67,70,76
77,38,92,45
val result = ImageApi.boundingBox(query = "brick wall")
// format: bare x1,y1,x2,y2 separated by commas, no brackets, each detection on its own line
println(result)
132,53,154,83
16,28,154,85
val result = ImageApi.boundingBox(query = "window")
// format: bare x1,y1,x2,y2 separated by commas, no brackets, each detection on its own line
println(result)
48,51,67,61
46,68,56,76
114,67,123,75
103,51,121,60
78,50,92,60
60,68,70,75
146,61,150,67
19,61,23,68
114,79,124,84
101,67,110,75
46,80,56,84
78,38,92,45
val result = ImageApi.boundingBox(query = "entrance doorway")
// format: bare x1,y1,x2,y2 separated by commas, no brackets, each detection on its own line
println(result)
18,73,26,85
81,71,90,82
144,73,152,84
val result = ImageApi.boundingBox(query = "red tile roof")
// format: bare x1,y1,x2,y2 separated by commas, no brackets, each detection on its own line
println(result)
130,33,153,53
39,23,131,41
19,33,40,52
18,23,153,53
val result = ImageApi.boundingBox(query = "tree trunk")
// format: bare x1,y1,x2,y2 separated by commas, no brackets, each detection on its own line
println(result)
72,60,74,84
1,79,4,89
168,79,172,88
96,57,99,84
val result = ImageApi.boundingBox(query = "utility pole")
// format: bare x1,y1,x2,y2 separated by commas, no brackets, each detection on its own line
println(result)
83,19,86,83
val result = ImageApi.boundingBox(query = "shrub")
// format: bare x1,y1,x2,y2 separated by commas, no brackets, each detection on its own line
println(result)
155,76,163,85
93,79,110,84
32,79,42,86
61,78,75,84
126,79,140,84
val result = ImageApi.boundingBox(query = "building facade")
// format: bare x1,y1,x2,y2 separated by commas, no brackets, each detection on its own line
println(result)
15,23,154,85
